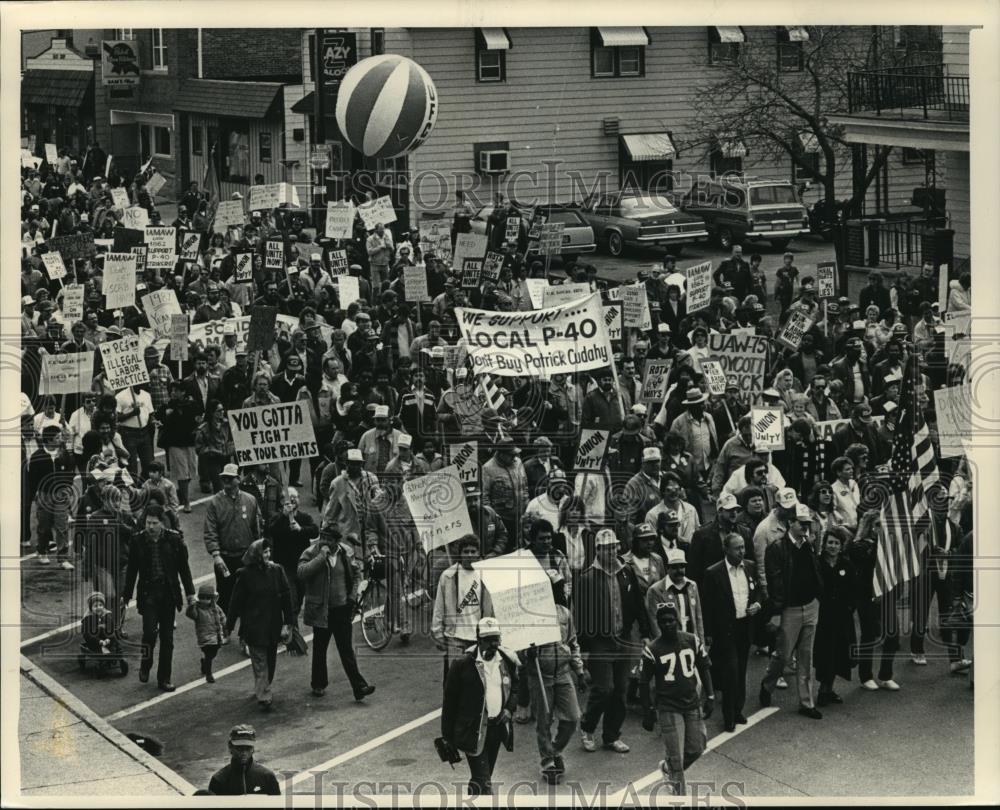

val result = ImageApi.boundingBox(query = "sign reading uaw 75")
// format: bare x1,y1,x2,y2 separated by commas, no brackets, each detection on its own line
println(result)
316,30,358,114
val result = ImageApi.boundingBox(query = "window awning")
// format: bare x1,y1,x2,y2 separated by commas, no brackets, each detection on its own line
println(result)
596,27,649,47
174,79,283,119
110,110,175,128
291,91,315,114
21,69,93,108
479,28,511,51
783,26,809,42
798,132,821,153
621,133,676,162
717,138,748,158
713,26,746,43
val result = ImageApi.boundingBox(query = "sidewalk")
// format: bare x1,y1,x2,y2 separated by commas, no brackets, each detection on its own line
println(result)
17,656,195,798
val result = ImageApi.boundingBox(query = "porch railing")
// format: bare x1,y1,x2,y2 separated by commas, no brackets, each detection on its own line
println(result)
848,64,969,122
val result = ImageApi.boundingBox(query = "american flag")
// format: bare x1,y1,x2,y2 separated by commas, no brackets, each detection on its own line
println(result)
478,374,506,413
873,358,939,597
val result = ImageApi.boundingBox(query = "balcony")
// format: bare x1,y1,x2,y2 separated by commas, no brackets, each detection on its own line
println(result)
848,64,969,122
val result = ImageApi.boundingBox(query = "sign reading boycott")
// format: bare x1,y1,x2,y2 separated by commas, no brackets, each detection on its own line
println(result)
100,335,150,390
575,429,608,471
776,310,813,351
229,402,319,465
640,361,674,403
705,333,769,404
455,292,612,378
685,261,713,312
473,550,561,652
41,351,94,396
447,441,479,484
817,262,837,298
403,466,474,552
751,407,785,451
266,240,284,270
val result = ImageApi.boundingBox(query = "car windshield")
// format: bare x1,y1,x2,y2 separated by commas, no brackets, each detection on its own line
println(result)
539,210,587,226
619,194,679,215
749,185,799,205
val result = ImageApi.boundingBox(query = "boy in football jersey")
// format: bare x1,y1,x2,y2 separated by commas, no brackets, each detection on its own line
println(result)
639,603,714,795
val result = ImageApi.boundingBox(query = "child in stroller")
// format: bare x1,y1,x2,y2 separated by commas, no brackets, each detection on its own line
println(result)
78,591,129,676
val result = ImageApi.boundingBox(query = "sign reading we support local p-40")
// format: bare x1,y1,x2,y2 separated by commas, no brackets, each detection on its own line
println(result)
455,292,613,377
228,402,319,465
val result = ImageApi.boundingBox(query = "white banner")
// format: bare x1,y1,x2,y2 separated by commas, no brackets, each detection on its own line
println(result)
214,200,246,232
229,402,319,465
403,466,474,552
99,335,150,390
40,350,94,396
934,384,970,458
452,233,488,275
542,282,591,309
337,276,361,307
473,550,561,651
358,195,397,229
455,292,613,378
525,278,548,310
103,253,137,309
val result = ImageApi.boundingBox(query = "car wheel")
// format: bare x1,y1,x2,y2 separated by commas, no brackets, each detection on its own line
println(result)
770,238,791,251
718,228,734,250
607,232,625,257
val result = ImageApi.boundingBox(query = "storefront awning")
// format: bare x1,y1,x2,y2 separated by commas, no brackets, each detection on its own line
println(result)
718,138,748,158
783,26,810,42
713,26,746,43
21,69,93,108
798,132,821,153
174,79,283,119
291,91,315,114
479,28,511,50
110,110,175,128
596,27,649,47
621,133,676,162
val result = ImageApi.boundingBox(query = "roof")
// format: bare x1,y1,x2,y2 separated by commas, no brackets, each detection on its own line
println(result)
291,91,314,114
173,79,283,119
21,69,93,108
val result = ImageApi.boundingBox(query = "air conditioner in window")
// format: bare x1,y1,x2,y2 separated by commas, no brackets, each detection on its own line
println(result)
479,150,510,175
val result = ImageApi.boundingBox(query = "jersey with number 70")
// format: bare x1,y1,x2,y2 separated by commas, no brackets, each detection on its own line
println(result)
639,631,710,713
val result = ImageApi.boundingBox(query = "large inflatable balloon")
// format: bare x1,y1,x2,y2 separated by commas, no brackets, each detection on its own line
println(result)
335,55,438,160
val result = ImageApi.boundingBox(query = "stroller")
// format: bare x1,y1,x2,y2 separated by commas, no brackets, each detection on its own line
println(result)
77,592,129,677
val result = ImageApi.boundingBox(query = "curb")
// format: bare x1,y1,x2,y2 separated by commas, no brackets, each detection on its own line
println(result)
19,655,196,796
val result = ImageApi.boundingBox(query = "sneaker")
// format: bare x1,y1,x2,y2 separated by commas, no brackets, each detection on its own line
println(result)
860,679,879,691
776,676,789,689
580,731,597,752
950,659,972,674
603,739,630,753
38,555,51,565
877,678,901,691
911,654,928,666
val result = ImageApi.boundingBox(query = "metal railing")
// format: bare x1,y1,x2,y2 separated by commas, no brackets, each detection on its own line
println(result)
841,217,949,271
848,64,969,122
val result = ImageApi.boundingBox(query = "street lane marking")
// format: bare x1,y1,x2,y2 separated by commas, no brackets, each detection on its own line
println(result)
606,706,780,802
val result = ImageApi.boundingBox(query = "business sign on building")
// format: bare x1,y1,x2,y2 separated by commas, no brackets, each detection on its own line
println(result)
101,40,141,88
316,30,358,121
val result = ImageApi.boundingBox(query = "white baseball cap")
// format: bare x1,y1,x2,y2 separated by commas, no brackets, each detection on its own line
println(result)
642,447,662,462
374,405,389,419
595,528,618,548
777,487,799,508
477,617,501,638
398,434,412,448
347,449,363,462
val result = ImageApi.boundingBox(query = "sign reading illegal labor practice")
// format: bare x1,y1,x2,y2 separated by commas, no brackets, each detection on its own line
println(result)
705,333,769,404
403,466,474,553
228,401,319,466
99,335,150,390
473,549,561,652
751,407,785,452
455,292,613,378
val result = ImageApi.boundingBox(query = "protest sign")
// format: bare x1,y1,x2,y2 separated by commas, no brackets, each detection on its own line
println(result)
456,292,613,378
446,441,479,484
94,238,114,252
229,402,319,466
685,261,713,312
47,233,96,262
40,351,93,396
538,222,565,256
41,252,67,281
213,200,245,232
505,217,520,243
542,282,591,309
751,407,785,451
640,361,674,404
265,240,285,270
248,184,282,211
111,228,144,253
170,314,189,361
325,201,356,239
813,416,884,443
141,289,181,337
702,359,727,396
131,245,148,276
934,384,970,458
938,264,950,312
482,251,505,283
337,275,361,307
462,260,482,289
145,172,166,198
575,429,609,471
474,550,561,651
122,206,149,230
404,466,474,553
622,283,652,330
527,210,545,240
103,253,138,309
327,249,349,276
99,335,150,390
452,233,488,274
404,266,430,302
143,226,177,269
21,151,42,170
817,262,837,299
776,310,813,351
358,195,397,229
110,187,131,210
233,253,254,282
189,316,250,349
44,143,58,165
525,278,548,309
62,285,85,322
246,307,279,352
574,471,607,522
178,230,201,261
705,333,769,404
603,303,623,342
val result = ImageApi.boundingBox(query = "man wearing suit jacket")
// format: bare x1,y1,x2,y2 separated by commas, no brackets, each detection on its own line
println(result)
182,353,222,415
122,504,196,691
523,436,564,497
441,617,520,796
702,532,767,731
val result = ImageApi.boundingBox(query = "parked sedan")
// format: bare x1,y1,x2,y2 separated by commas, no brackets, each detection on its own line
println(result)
578,191,709,257
469,204,597,263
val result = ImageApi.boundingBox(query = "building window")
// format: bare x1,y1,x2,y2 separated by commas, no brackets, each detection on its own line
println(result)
220,119,251,183
902,147,934,165
153,126,171,157
591,38,645,78
793,152,820,182
708,26,745,66
259,131,272,163
475,30,508,83
711,153,744,177
191,124,203,156
151,28,167,71
371,28,385,56
116,28,134,40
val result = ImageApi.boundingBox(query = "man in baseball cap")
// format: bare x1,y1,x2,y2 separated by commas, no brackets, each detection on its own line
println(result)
207,724,280,795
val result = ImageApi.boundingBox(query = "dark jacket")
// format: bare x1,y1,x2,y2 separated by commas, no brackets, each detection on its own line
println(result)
687,521,755,586
226,541,294,646
523,457,564,499
77,507,132,581
701,558,766,645
828,356,871,404
122,529,196,614
26,448,75,506
441,647,519,755
155,398,200,448
573,558,652,647
182,372,222,414
297,541,361,628
268,511,319,571
763,534,824,616
207,757,281,796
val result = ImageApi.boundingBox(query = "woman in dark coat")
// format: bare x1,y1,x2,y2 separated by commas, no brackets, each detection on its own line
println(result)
226,539,294,711
267,489,319,620
814,526,857,705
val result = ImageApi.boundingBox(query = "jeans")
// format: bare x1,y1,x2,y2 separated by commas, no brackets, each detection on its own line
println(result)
248,643,278,703
466,718,505,795
119,426,154,481
528,673,580,763
762,599,819,708
311,604,367,693
385,553,412,635
855,590,900,682
712,617,752,726
580,641,632,743
36,502,70,558
909,570,960,661
139,593,176,684
659,707,707,794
